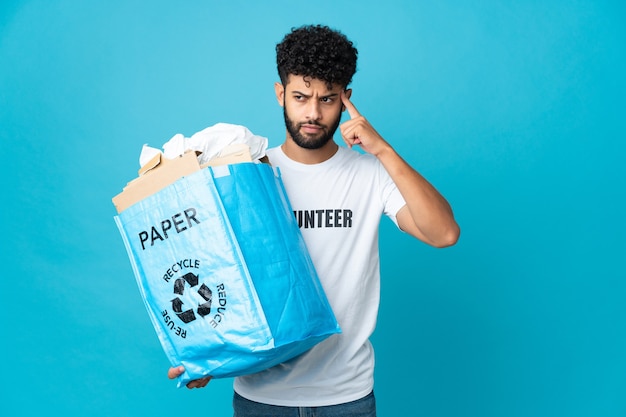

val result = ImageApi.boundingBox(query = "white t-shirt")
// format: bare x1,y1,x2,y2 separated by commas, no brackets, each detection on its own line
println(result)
233,145,406,407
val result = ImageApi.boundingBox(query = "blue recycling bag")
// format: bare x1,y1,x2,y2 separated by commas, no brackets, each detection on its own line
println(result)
114,162,340,387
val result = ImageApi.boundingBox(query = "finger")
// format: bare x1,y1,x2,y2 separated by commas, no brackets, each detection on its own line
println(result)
186,376,212,389
341,119,363,142
167,365,185,379
340,124,355,148
341,131,361,149
199,376,212,387
341,90,361,119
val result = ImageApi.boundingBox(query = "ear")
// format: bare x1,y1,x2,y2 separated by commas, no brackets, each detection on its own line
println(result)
342,88,353,111
274,82,285,107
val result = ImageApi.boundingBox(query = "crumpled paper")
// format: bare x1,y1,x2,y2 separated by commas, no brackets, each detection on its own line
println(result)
139,123,268,168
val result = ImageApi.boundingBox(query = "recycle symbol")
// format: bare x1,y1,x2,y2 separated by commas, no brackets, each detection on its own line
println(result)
171,272,212,324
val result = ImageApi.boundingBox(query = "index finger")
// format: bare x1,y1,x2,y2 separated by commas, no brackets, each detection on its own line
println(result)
341,90,361,119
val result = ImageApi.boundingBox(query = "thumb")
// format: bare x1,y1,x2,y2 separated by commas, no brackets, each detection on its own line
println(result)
168,366,185,379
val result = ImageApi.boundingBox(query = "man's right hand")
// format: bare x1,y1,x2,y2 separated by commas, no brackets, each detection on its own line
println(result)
168,366,212,389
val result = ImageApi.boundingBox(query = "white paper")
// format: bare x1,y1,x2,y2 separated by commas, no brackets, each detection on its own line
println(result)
138,123,268,168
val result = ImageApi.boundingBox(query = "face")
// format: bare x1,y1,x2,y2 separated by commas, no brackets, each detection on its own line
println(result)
276,75,345,150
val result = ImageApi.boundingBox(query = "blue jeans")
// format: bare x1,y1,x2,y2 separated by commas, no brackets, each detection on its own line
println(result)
233,391,376,417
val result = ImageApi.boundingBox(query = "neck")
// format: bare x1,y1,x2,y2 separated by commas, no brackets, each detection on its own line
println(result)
281,135,339,164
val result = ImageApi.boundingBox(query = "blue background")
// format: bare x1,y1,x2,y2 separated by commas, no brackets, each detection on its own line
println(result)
1,1,625,416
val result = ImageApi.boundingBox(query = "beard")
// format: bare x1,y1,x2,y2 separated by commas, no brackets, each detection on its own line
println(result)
283,106,342,150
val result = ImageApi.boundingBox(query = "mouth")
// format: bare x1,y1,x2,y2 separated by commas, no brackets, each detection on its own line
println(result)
300,123,324,135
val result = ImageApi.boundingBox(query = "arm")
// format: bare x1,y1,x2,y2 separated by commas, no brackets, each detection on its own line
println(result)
168,366,212,389
339,91,460,248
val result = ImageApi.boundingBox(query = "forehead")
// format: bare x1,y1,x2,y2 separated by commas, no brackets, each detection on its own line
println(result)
285,74,343,94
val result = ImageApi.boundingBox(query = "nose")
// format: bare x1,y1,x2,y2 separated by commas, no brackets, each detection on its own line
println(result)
306,100,322,121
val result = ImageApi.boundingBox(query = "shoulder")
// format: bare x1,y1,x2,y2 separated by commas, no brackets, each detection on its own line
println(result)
336,146,378,165
335,147,385,176
266,145,281,159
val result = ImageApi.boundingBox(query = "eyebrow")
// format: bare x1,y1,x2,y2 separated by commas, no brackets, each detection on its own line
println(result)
291,90,340,99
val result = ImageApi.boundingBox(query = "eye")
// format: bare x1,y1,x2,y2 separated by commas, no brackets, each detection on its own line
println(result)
320,97,334,104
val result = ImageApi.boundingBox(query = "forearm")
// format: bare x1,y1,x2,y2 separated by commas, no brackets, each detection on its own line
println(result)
338,93,459,247
376,144,460,247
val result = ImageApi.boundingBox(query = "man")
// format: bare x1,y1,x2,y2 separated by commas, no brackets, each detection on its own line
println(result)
169,24,460,416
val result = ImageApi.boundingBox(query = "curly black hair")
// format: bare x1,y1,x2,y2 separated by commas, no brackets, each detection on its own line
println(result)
276,24,358,89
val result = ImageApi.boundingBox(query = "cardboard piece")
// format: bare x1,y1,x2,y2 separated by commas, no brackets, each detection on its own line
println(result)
112,144,253,213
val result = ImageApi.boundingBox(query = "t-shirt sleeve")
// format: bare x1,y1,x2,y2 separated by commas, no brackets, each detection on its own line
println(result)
377,160,406,227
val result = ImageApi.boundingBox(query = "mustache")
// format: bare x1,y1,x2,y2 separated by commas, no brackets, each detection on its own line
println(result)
299,120,323,127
